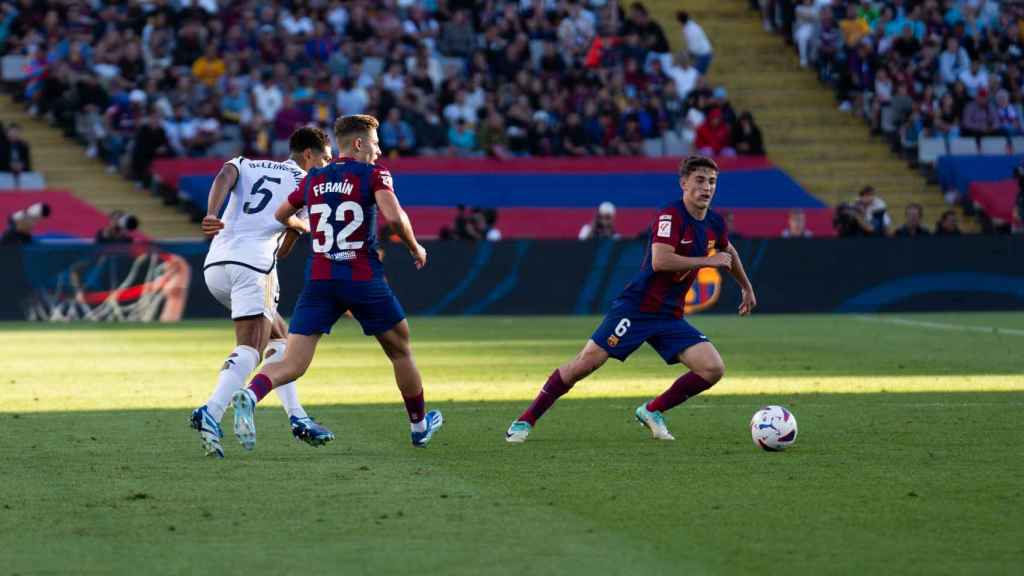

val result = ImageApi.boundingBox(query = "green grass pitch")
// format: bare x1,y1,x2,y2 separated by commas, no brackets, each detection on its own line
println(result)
1,313,1022,575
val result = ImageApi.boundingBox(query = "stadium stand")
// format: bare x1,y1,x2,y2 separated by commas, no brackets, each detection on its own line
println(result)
2,0,801,240
9,0,1007,239
754,0,1023,229
0,93,197,239
8,0,758,175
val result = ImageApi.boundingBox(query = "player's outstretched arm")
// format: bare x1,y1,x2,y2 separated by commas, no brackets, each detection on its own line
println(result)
273,200,310,233
724,243,757,316
202,163,239,237
376,188,426,269
651,243,727,273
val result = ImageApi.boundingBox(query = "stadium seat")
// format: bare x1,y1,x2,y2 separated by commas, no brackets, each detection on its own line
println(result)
1,54,27,81
917,137,947,166
642,139,664,158
663,130,690,157
14,172,46,189
949,138,979,156
0,172,43,189
979,137,1009,155
1010,137,1024,154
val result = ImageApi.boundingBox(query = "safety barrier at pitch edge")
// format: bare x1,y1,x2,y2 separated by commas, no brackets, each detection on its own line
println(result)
0,236,1022,321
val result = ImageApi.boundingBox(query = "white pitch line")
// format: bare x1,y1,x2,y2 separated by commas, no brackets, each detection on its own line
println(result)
855,315,1024,337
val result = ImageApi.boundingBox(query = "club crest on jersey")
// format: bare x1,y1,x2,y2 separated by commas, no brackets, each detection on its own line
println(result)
312,180,354,197
607,335,620,347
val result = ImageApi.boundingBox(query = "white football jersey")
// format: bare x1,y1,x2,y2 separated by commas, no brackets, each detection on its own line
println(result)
204,157,306,272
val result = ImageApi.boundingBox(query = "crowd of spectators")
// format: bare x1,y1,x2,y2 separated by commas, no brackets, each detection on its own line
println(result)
758,0,1024,158
831,184,966,237
4,0,769,189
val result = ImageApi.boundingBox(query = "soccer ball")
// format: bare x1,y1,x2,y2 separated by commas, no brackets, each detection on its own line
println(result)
750,405,798,451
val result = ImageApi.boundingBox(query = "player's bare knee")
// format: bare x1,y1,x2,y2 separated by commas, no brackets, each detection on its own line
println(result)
698,360,725,384
383,340,413,362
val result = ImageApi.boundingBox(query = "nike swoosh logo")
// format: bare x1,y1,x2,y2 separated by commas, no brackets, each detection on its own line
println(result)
680,240,693,244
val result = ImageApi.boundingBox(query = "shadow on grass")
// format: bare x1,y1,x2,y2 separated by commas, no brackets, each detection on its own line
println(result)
1,392,1022,575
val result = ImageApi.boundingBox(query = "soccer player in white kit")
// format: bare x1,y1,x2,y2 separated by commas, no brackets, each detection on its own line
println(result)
190,127,335,458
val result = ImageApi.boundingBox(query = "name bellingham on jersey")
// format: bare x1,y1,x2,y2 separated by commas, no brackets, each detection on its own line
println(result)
287,158,393,282
204,157,306,273
616,200,730,318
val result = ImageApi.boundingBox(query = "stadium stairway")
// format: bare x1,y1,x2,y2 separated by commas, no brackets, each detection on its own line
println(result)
648,0,975,231
0,95,199,240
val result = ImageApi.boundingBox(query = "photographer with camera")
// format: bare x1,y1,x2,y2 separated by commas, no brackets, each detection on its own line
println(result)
2,201,50,245
95,210,139,244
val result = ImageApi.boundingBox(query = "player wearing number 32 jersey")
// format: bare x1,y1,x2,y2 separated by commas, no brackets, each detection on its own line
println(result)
231,114,443,450
506,155,758,443
191,127,336,458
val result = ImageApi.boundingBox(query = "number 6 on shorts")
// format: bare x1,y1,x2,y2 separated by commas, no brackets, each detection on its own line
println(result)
614,318,631,337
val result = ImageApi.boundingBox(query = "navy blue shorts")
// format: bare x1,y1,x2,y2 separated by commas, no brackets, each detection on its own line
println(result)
591,304,708,364
289,278,406,337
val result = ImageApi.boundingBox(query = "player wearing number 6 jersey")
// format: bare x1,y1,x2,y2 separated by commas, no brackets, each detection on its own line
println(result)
231,114,443,450
190,127,336,458
506,155,758,443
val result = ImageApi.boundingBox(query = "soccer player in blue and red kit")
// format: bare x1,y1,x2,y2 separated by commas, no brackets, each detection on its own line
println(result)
506,155,757,443
231,114,443,449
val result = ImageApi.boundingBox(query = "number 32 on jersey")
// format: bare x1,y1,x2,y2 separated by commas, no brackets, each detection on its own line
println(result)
310,202,364,253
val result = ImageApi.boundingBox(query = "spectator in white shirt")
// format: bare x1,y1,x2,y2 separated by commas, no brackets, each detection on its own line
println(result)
855,186,891,234
327,3,348,34
336,78,368,116
380,62,406,94
162,104,199,157
938,37,971,86
557,2,596,56
251,73,283,122
958,60,990,98
676,11,713,75
793,0,821,68
996,89,1023,137
579,202,620,240
281,8,314,36
665,53,699,100
349,59,377,91
443,91,479,127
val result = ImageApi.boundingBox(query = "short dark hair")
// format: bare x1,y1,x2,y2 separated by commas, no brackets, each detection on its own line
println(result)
676,11,690,24
859,185,875,196
334,114,380,144
288,126,329,154
678,155,719,177
906,202,923,214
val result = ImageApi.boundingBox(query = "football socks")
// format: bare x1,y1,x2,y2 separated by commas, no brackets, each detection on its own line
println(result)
206,345,259,421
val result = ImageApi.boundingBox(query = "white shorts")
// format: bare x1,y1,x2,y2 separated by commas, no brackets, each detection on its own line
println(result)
203,264,279,320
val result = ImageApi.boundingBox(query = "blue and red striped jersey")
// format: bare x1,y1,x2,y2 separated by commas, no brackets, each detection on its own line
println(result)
287,158,394,282
616,201,730,318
